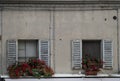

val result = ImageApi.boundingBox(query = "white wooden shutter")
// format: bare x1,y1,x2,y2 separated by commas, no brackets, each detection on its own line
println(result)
72,40,82,69
7,40,18,66
39,40,50,66
103,40,113,69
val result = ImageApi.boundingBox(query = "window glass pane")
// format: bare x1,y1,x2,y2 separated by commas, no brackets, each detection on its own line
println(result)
18,57,26,62
82,40,101,59
26,40,37,57
18,41,25,57
82,40,102,68
18,40,38,62
18,50,26,57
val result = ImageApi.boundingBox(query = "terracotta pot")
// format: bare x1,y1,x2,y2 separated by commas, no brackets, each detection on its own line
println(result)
85,71,97,75
9,74,20,78
88,62,97,66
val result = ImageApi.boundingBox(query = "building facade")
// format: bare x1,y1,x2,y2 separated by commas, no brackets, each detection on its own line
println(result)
0,0,120,75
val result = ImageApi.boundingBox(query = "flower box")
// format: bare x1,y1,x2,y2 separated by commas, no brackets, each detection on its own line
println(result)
85,71,97,75
7,59,54,79
82,54,104,75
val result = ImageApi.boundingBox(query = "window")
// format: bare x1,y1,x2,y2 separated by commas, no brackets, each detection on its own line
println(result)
18,40,38,62
82,40,101,61
72,40,113,70
7,39,50,66
82,40,102,68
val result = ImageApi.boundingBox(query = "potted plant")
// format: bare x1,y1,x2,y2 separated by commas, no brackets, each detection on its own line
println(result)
7,58,54,78
82,54,104,75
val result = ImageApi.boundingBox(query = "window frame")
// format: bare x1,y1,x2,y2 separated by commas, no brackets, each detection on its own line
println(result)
7,39,50,66
71,39,113,70
18,40,38,62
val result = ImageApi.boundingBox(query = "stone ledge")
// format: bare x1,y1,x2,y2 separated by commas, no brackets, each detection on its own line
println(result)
1,74,120,78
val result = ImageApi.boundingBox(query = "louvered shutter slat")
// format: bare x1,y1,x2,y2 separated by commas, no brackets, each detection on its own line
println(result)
103,40,113,69
39,40,49,66
72,40,82,69
7,40,17,66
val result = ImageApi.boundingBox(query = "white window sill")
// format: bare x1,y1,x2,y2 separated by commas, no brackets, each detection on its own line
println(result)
53,74,120,77
1,74,120,78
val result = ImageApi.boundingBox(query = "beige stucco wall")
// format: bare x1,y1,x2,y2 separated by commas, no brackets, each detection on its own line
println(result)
0,9,119,74
2,10,50,39
118,9,120,73
2,10,51,74
54,10,118,73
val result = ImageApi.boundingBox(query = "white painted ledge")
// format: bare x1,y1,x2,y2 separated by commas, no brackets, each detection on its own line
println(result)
2,75,120,81
1,74,120,81
52,74,120,77
1,74,120,78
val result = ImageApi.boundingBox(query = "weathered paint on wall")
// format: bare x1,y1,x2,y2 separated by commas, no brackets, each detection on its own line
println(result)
0,9,119,74
2,10,51,74
2,10,50,39
54,10,118,73
118,9,120,73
